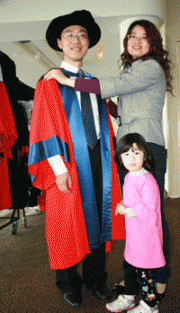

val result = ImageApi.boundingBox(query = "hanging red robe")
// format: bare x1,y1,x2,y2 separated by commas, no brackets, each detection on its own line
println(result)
0,153,12,210
28,75,125,269
0,81,18,210
0,82,18,159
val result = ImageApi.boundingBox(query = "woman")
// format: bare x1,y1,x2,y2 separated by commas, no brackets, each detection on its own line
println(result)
44,19,172,300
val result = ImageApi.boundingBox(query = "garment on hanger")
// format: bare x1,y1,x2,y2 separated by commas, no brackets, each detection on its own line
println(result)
0,79,18,210
0,51,35,209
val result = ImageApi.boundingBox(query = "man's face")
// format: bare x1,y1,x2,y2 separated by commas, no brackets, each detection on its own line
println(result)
57,25,90,67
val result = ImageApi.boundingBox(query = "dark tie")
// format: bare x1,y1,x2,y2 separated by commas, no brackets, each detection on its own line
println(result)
77,69,98,149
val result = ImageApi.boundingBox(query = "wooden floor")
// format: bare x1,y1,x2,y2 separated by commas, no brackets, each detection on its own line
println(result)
0,197,180,313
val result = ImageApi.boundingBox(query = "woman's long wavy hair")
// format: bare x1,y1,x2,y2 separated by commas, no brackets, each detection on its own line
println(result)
120,20,173,94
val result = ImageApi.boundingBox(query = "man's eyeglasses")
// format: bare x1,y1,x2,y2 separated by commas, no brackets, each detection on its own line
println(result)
62,32,88,40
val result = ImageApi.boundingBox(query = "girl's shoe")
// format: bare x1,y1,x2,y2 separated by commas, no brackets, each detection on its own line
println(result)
106,294,135,312
128,300,159,313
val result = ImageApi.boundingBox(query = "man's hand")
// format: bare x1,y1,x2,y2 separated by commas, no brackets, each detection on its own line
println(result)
115,203,127,216
56,172,72,193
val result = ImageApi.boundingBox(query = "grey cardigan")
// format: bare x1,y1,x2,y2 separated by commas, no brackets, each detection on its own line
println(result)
99,59,166,146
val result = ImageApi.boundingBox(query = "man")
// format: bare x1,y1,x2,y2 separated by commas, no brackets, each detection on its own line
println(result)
28,10,125,308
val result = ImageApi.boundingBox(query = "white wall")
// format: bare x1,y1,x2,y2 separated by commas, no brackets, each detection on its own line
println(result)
164,0,180,198
0,0,164,25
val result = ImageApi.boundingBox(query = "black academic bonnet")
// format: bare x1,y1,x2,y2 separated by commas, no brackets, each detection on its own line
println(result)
46,10,101,51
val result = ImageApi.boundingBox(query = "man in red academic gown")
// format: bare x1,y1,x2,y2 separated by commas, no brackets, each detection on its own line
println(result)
28,10,125,308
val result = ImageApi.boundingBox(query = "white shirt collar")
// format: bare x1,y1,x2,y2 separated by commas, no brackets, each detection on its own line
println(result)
61,61,83,74
128,167,148,176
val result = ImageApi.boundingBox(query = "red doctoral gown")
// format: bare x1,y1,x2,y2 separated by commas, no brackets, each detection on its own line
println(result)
0,81,18,210
28,73,125,270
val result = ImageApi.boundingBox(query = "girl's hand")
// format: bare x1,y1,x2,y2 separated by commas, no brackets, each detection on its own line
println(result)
44,69,67,84
115,203,127,215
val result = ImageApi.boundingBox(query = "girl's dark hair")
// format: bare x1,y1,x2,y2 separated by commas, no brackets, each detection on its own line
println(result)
120,19,173,95
114,133,154,173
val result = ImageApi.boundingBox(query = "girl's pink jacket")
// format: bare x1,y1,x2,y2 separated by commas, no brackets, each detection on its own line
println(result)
123,171,166,269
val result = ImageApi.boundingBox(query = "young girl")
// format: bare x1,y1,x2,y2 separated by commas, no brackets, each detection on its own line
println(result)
106,133,166,313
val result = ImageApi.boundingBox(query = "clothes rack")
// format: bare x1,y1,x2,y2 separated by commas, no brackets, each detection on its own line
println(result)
0,207,26,235
0,50,35,235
